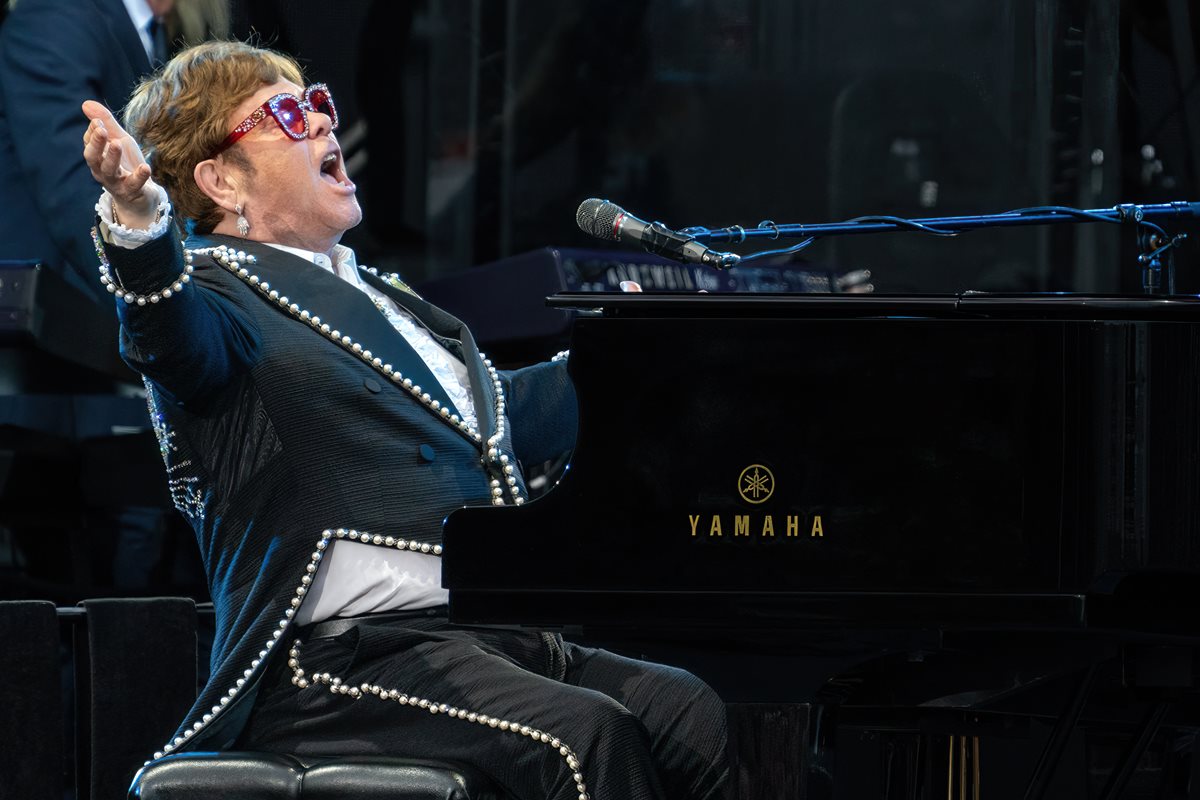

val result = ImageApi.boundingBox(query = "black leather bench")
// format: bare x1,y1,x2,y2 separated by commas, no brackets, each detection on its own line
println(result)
129,752,504,800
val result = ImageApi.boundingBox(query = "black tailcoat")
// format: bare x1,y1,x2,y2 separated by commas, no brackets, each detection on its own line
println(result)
103,230,577,758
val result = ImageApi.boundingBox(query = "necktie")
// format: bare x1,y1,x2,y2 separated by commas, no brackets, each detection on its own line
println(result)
147,18,168,67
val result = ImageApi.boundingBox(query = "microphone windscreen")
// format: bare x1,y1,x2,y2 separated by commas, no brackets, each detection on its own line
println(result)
576,198,621,240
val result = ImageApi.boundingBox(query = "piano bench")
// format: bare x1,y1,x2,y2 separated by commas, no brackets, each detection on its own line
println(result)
128,751,506,800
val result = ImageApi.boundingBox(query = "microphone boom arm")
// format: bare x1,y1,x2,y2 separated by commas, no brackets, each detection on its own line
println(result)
682,202,1200,243
678,202,1200,294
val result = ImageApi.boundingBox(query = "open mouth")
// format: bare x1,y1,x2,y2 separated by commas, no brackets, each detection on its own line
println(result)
320,152,354,190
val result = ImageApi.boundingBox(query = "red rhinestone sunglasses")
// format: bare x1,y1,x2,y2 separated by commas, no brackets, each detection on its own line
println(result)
212,83,338,157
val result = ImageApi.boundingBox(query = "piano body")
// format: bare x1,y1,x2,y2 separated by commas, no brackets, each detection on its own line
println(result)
444,292,1200,798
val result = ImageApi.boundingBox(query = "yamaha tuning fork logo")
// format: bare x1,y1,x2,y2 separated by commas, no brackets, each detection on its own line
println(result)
686,464,825,541
737,464,775,504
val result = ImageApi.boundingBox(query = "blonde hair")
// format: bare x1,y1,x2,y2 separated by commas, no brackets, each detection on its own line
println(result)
123,41,304,234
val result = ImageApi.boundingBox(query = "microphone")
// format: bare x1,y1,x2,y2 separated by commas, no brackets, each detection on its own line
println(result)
575,199,740,268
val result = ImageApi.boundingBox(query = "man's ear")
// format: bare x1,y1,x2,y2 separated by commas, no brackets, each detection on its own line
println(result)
194,158,238,212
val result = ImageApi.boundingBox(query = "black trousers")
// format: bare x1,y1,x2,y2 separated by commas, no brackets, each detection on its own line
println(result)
240,614,730,800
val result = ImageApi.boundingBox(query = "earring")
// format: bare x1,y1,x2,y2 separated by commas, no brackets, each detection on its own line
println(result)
235,203,250,236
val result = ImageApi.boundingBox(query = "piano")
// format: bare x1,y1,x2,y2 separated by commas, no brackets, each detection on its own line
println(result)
444,292,1200,798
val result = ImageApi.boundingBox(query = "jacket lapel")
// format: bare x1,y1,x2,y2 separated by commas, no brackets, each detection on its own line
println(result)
360,268,497,446
187,235,458,419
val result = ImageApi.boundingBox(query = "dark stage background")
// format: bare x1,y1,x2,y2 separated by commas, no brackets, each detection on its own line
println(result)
230,0,1198,295
4,2,1200,799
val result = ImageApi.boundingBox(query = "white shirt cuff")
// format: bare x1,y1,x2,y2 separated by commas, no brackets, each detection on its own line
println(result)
95,184,172,249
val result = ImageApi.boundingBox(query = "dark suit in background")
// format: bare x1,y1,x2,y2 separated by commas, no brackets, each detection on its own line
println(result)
0,0,151,302
0,0,200,598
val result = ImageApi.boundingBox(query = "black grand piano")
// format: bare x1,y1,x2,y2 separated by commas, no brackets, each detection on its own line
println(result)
444,291,1200,799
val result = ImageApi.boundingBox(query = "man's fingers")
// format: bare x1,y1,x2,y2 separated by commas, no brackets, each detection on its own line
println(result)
81,100,121,134
82,98,155,207
100,140,123,178
128,164,152,194
89,120,108,147
83,123,107,168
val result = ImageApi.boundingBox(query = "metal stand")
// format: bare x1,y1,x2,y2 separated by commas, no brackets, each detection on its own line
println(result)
1098,701,1172,800
677,202,1197,295
1022,665,1097,800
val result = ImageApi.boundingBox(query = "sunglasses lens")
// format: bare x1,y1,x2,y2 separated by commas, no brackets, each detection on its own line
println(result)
308,86,338,130
273,96,308,138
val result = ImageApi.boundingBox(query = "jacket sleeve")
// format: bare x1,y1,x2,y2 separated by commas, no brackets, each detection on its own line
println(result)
502,358,578,468
107,229,259,409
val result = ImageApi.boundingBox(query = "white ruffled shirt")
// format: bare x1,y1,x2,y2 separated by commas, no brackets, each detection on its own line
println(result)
98,187,454,621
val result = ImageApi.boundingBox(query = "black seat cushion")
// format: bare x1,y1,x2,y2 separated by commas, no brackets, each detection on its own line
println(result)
130,752,504,800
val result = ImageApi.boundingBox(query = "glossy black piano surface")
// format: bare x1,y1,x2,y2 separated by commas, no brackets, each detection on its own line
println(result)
444,293,1200,637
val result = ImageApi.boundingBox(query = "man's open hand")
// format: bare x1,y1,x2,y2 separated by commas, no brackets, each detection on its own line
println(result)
82,100,159,228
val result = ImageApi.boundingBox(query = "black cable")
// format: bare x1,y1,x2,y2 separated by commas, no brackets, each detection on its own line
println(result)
844,215,961,236
736,237,818,264
726,204,1174,267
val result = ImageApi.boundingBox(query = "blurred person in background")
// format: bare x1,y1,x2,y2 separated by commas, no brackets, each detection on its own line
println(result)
0,0,228,596
0,0,228,300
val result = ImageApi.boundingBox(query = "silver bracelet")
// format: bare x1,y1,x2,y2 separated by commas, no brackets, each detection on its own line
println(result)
91,226,193,305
